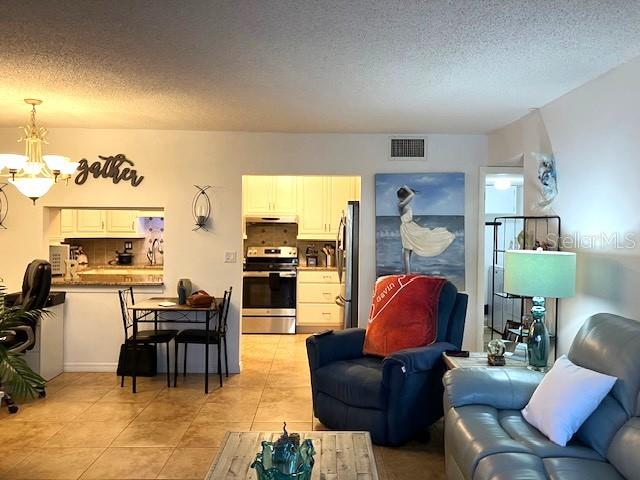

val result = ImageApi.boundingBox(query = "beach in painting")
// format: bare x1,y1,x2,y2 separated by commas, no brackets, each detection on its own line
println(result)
376,214,465,289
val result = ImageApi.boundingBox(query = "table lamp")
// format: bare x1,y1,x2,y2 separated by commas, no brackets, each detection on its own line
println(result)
504,248,576,371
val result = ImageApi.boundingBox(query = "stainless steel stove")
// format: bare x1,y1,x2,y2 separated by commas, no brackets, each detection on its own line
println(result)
242,246,298,334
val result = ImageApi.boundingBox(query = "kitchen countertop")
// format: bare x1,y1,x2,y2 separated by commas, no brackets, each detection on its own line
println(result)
52,265,164,286
297,266,337,271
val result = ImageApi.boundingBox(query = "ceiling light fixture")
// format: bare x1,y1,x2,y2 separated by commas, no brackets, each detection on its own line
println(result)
494,176,512,190
0,99,79,204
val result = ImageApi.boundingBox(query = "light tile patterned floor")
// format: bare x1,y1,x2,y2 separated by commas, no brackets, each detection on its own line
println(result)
0,334,445,479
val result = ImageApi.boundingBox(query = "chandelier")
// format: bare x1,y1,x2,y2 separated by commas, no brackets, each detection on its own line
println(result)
0,99,79,204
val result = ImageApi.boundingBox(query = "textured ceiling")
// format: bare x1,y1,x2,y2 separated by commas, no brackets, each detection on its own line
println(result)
1,0,640,133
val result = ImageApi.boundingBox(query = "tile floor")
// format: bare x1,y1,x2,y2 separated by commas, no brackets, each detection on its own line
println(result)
0,334,445,479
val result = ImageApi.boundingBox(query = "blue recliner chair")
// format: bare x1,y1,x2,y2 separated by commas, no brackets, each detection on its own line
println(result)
306,280,468,446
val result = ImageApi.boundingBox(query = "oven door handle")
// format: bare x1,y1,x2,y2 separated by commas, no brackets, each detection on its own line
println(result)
243,271,297,278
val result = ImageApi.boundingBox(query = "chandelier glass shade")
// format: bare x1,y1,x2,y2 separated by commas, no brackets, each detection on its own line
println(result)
0,99,79,203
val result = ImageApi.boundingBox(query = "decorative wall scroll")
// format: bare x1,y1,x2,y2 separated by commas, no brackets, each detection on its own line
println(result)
75,154,144,187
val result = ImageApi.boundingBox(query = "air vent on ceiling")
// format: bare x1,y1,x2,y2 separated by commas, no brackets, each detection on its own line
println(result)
389,137,426,160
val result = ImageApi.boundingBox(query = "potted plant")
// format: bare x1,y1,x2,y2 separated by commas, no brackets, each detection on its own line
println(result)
0,284,47,404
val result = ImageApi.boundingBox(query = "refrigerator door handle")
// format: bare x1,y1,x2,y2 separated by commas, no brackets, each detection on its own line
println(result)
336,214,346,282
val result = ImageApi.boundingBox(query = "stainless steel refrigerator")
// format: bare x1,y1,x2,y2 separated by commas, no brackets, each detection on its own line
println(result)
336,200,359,329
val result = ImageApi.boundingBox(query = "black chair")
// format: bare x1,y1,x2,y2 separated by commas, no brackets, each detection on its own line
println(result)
174,287,232,388
118,287,178,388
1,259,52,413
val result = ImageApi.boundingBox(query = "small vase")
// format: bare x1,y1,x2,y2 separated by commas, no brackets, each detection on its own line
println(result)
177,278,192,305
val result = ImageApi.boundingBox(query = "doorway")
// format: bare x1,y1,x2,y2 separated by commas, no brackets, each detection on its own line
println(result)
476,167,524,349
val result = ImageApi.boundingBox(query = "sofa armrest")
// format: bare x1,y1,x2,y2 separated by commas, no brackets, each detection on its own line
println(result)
444,367,543,411
306,328,366,371
383,342,456,376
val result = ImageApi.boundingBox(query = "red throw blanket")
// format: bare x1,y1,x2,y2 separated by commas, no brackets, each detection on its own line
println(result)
363,274,447,357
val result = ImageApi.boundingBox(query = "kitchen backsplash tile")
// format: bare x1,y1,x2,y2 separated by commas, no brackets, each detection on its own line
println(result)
244,223,298,252
298,240,336,267
66,217,165,266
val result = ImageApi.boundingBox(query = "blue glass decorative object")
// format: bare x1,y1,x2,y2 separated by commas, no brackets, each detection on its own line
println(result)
251,423,315,480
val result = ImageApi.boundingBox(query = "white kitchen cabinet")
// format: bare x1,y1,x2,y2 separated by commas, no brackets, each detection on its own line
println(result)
297,269,343,331
106,210,138,234
58,209,143,238
244,176,274,215
60,209,76,234
297,176,358,240
272,176,297,214
297,177,327,238
76,210,106,233
327,177,356,235
243,175,297,216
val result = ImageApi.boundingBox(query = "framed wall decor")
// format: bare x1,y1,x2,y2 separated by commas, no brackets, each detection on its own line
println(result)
375,173,465,289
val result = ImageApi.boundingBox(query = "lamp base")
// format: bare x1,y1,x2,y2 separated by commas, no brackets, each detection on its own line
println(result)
527,364,548,373
526,296,550,371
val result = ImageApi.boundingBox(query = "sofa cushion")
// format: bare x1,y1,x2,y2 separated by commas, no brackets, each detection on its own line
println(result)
568,313,640,455
445,405,532,479
314,391,387,444
542,458,624,480
607,417,640,480
473,452,547,480
446,405,605,480
314,356,385,409
498,410,603,461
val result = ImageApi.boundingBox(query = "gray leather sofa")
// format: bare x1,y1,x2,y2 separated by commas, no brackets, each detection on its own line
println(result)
443,313,640,480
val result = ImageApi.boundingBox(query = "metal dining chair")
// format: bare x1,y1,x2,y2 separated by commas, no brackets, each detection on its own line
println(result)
174,287,232,388
118,287,179,388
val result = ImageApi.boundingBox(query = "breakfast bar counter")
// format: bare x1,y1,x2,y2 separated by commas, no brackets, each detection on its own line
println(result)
52,266,164,286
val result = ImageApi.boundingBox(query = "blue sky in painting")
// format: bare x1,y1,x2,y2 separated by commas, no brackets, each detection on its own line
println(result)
375,173,465,216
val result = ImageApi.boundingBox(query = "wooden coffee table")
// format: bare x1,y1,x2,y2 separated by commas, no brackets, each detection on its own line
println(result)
206,431,379,479
442,351,528,369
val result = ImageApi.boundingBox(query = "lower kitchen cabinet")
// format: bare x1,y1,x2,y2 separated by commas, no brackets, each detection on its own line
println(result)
297,270,343,332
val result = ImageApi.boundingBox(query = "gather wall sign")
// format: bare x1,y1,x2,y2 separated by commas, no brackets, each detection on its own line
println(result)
75,154,144,187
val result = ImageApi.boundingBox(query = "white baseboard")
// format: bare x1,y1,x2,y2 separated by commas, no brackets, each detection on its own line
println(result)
64,362,118,372
63,362,241,375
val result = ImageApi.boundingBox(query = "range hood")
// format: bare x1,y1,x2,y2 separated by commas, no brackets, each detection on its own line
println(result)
245,215,297,224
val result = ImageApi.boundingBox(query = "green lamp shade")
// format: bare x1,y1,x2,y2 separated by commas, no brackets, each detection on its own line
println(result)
504,250,576,298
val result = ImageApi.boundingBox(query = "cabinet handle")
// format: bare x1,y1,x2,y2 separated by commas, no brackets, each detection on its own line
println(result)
101,221,104,230
131,221,134,230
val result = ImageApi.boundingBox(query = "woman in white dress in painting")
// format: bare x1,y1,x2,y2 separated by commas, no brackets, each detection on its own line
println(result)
397,185,455,273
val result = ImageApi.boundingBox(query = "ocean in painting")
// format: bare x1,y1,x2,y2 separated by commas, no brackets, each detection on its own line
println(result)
376,214,465,290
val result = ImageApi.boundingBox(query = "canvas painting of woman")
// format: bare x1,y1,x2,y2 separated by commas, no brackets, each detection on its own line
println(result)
376,173,465,289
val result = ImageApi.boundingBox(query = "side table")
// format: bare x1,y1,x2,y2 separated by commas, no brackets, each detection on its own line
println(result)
442,351,528,370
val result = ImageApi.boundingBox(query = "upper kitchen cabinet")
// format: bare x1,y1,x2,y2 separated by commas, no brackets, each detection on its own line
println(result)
297,176,359,240
327,176,357,235
57,209,143,238
243,175,297,216
297,177,326,238
60,209,76,234
105,210,138,234
76,209,106,234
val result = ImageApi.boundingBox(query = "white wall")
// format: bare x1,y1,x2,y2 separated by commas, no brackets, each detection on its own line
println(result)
488,56,640,354
0,131,487,372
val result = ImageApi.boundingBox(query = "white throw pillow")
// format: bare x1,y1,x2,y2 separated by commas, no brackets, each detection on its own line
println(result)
521,354,617,446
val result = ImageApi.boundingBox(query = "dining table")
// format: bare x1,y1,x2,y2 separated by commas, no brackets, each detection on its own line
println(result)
127,296,219,393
